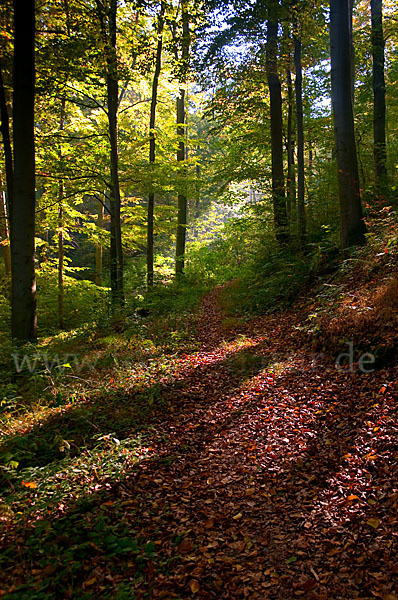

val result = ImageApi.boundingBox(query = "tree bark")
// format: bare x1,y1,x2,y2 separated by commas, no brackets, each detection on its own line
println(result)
147,2,165,288
96,0,124,306
175,88,187,276
370,0,387,186
10,0,37,342
285,66,295,218
294,21,306,247
0,190,11,276
330,0,366,248
58,188,64,329
0,66,13,224
266,16,289,246
58,98,66,329
95,194,104,286
175,0,190,277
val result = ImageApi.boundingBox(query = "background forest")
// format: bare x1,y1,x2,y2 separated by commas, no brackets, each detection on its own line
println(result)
0,0,396,342
0,0,398,598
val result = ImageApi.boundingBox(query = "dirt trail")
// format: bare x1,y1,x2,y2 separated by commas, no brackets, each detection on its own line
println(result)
115,289,398,599
1,288,396,599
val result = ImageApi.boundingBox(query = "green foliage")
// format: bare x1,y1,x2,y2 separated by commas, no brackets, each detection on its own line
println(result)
36,265,109,333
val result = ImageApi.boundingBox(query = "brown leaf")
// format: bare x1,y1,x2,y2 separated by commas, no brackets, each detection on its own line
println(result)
205,518,215,529
189,580,200,594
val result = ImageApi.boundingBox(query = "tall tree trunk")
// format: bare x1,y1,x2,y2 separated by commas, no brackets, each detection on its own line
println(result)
175,0,190,277
330,0,366,248
266,16,289,246
294,18,306,248
285,66,295,218
0,66,13,224
370,0,387,187
108,0,123,306
175,88,187,277
147,2,164,288
195,163,201,219
58,98,66,329
10,0,37,342
58,188,64,329
0,190,11,276
96,0,124,306
95,194,104,286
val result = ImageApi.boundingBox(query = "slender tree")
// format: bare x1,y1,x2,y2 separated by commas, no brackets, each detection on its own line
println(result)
330,0,366,248
58,98,66,329
0,66,13,223
265,10,289,245
174,0,190,277
293,10,306,247
95,194,105,286
0,189,11,276
285,65,296,217
147,2,165,288
96,0,124,306
370,0,387,188
10,0,37,341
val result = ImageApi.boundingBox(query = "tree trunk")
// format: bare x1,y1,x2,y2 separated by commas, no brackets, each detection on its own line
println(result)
294,20,306,248
147,2,164,288
370,0,387,186
108,2,124,306
285,67,295,218
266,16,289,246
95,194,104,286
0,66,13,224
175,0,190,277
96,0,124,306
58,98,66,329
0,190,11,276
58,188,64,329
330,0,366,248
175,88,187,277
10,0,37,342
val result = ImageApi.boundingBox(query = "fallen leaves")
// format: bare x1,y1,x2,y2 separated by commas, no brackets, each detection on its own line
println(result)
1,284,397,600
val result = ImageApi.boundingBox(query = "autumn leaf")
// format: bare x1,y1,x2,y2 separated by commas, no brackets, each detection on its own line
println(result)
366,518,381,529
347,494,360,501
205,518,215,529
21,481,37,489
189,580,200,594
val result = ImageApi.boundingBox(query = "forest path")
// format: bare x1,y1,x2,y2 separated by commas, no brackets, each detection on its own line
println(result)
110,285,397,599
0,286,396,600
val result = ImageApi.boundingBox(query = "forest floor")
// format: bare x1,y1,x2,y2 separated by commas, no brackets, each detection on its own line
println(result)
0,274,397,599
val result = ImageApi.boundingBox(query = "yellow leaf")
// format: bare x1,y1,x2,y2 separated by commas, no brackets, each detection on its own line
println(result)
22,481,37,489
189,579,200,594
245,488,256,496
366,518,381,529
232,512,242,520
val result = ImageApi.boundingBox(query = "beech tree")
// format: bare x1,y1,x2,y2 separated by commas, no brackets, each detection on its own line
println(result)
330,0,366,248
370,0,387,188
292,5,306,247
10,0,37,341
96,0,124,306
147,2,165,288
173,0,191,277
266,6,289,246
